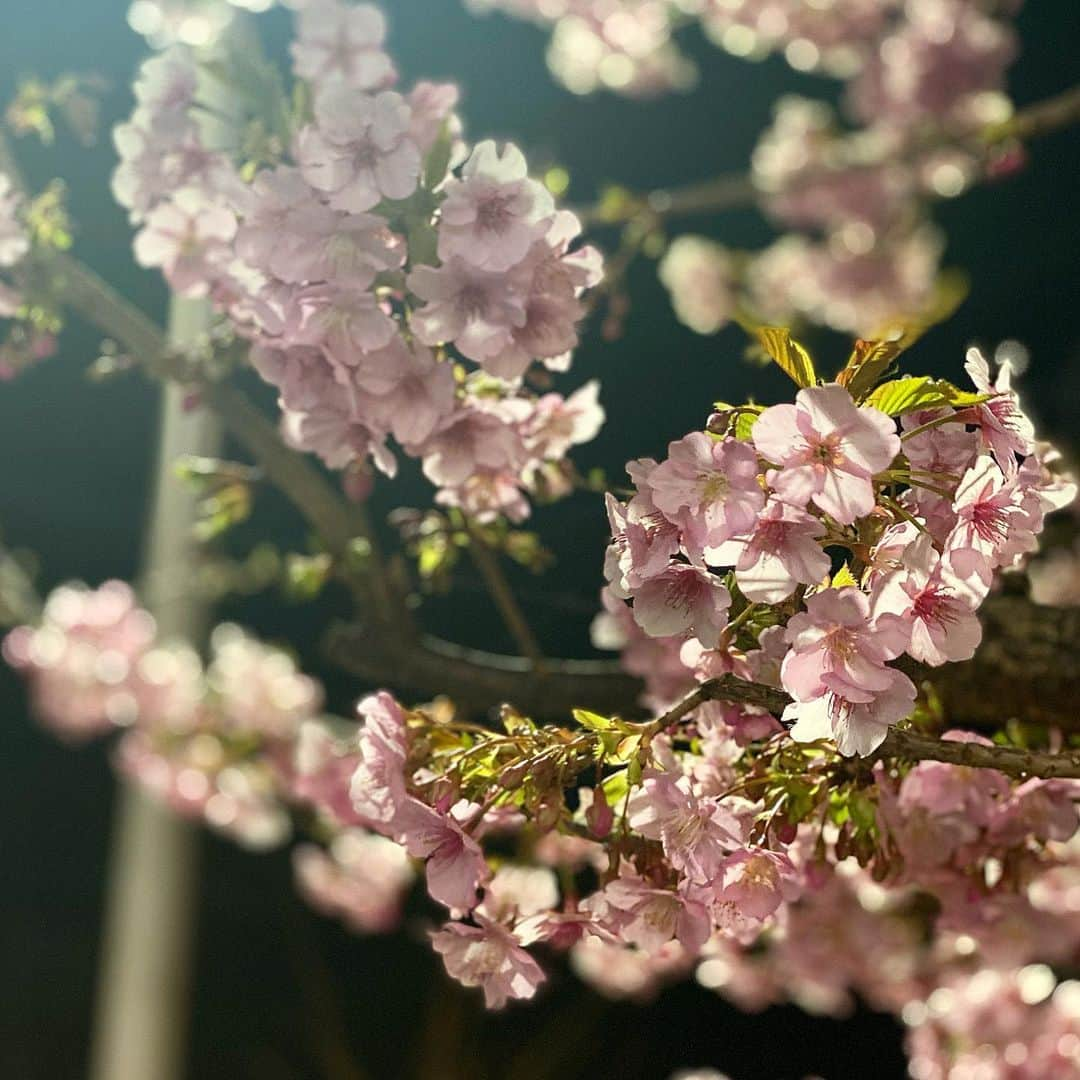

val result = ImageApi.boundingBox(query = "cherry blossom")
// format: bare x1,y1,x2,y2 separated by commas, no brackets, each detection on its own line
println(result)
393,797,490,911
297,86,420,213
706,499,830,603
628,770,744,885
753,384,900,524
293,829,413,933
437,141,555,272
649,433,766,547
781,587,908,705
431,916,546,1009
658,235,735,335
630,562,732,648
964,345,1035,473
872,533,986,666
133,187,237,298
290,0,395,92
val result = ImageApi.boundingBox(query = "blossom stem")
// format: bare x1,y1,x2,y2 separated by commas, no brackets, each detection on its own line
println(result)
899,411,969,443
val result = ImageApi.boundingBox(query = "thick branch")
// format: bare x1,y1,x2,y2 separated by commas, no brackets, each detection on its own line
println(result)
667,674,1080,781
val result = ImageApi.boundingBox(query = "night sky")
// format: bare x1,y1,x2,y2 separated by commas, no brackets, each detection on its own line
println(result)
1,1,1078,1077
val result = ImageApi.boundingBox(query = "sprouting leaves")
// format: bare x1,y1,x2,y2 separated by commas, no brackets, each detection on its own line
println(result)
6,74,108,147
175,455,259,542
864,375,989,416
835,338,903,401
422,120,454,193
754,326,819,388
25,182,73,251
283,552,333,601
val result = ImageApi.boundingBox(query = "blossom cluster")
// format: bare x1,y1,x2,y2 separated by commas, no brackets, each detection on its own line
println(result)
4,583,320,848
599,346,1076,756
112,1,604,522
7,567,1079,1056
483,0,1023,338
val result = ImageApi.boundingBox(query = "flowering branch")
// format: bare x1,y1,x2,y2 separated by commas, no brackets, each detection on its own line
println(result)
578,84,1080,229
664,674,1080,780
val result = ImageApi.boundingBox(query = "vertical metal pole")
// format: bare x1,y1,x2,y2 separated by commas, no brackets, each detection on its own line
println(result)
89,297,222,1080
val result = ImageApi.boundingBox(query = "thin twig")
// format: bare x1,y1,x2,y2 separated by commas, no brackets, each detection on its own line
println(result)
464,520,545,669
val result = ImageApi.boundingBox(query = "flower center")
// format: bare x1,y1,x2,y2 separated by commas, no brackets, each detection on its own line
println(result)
476,194,515,235
970,501,1011,544
699,471,730,504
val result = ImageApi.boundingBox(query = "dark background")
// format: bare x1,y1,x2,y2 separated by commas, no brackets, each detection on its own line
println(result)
1,1,1077,1077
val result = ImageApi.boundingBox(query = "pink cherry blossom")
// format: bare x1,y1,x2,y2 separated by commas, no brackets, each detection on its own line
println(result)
784,667,916,757
521,380,605,462
236,167,405,288
353,339,457,447
604,489,681,595
394,797,490,911
848,1,1017,131
133,188,236,297
714,847,800,921
3,580,156,739
431,916,546,1009
290,721,367,827
781,586,908,705
872,533,985,667
350,691,408,826
206,623,322,740
586,873,712,954
407,257,528,368
649,433,765,545
293,829,413,934
658,235,734,335
297,87,420,213
945,454,1024,583
290,0,396,92
438,140,554,271
965,346,1035,472
706,499,830,603
753,384,899,525
631,562,731,648
284,283,397,361
628,769,744,884
416,402,526,488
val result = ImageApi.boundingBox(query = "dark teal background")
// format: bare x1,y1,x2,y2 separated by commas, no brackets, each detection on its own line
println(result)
0,1,1077,1076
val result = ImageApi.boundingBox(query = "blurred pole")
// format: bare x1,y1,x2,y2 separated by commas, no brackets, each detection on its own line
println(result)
88,298,222,1080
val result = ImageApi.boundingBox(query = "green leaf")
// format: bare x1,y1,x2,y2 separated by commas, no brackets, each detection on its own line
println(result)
755,327,818,388
831,563,860,589
283,552,333,600
422,121,454,192
601,768,630,807
836,339,902,401
865,376,990,416
573,708,614,733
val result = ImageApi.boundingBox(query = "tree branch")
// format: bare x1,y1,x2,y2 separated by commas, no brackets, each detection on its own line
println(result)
14,149,1076,736
464,520,545,669
576,84,1080,228
661,674,1080,781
